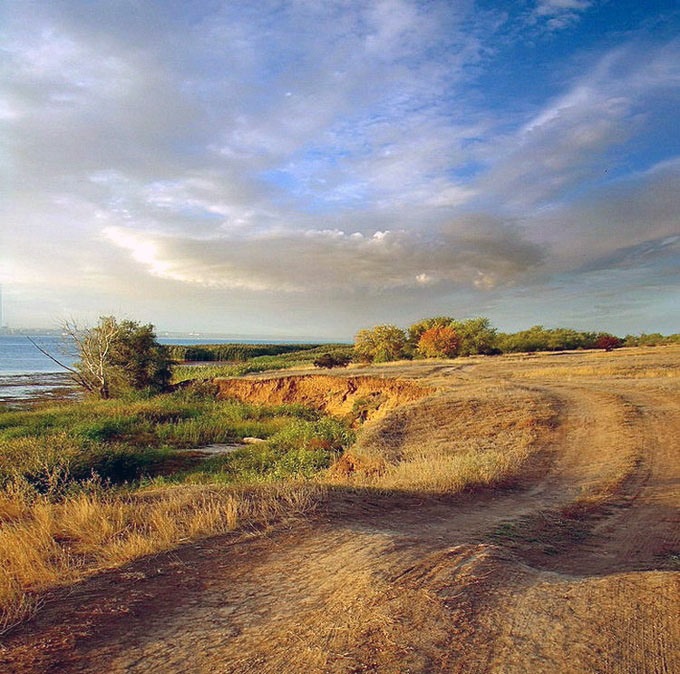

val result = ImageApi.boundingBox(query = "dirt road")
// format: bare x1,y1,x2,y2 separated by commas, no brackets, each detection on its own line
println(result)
1,351,678,673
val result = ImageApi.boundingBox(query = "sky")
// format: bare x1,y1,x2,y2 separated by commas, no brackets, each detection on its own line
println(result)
1,0,679,339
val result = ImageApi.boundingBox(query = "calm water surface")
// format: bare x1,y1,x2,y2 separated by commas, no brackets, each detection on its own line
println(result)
0,334,77,375
0,335,314,403
0,335,301,376
0,335,76,403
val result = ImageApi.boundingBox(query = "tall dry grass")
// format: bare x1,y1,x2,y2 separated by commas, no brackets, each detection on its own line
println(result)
327,384,557,494
0,480,322,633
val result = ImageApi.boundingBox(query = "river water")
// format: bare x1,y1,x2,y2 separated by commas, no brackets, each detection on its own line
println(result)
0,334,77,375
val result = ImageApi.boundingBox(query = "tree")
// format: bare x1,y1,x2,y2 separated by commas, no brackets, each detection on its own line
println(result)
407,316,456,347
354,325,407,363
63,316,171,398
451,317,498,356
417,325,460,358
594,333,623,352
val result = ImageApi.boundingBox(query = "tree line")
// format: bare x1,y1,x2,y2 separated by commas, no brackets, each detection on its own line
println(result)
165,343,321,363
353,317,680,363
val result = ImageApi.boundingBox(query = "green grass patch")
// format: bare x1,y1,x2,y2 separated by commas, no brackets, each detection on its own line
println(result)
182,417,355,483
171,344,354,383
0,386,355,493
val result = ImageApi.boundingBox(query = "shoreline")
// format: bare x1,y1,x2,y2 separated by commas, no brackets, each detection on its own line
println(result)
0,372,80,406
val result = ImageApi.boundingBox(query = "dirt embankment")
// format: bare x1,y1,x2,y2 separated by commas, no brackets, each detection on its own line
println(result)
214,374,433,422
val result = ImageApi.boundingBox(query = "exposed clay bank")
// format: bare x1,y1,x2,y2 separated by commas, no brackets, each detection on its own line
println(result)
214,375,433,422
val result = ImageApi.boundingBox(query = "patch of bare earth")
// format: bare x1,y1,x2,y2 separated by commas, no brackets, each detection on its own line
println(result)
1,347,678,673
214,374,434,422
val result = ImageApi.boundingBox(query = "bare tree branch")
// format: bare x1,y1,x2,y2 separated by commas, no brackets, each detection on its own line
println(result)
43,316,171,399
25,335,79,375
25,335,93,392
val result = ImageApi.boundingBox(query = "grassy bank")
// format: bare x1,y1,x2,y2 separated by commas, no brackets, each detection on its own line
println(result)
171,344,354,382
0,383,356,631
327,382,558,494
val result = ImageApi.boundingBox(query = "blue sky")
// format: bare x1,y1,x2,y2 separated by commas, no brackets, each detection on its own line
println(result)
1,0,678,338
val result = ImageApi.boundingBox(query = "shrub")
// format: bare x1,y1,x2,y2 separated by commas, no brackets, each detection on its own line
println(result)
313,353,351,369
417,325,460,358
595,333,623,352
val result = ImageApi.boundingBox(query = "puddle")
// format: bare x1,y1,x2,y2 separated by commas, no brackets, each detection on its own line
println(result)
177,438,266,456
186,444,245,455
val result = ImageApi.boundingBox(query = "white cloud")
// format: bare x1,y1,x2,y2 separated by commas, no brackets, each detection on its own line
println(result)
475,42,680,210
532,0,592,30
102,217,545,295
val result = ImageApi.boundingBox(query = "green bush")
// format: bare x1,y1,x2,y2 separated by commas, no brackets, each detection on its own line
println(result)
267,417,354,454
69,445,170,484
313,353,351,368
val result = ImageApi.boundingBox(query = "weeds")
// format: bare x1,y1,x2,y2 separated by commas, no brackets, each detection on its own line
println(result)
0,479,324,630
327,387,557,495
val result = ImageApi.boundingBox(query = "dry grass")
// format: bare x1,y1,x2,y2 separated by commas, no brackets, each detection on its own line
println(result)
497,345,680,381
359,447,530,493
327,384,557,494
0,480,321,633
514,364,677,380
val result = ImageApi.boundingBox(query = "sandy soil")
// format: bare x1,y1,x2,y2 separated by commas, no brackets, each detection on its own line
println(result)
1,347,678,673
